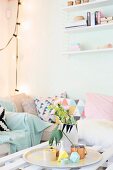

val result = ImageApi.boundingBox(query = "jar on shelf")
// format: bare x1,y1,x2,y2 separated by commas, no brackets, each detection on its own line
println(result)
67,1,74,6
75,0,81,5
83,0,89,3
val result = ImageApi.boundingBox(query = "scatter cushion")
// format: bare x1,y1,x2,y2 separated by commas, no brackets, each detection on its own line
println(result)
22,98,37,115
0,107,10,131
0,98,16,112
35,96,84,123
85,93,113,120
11,93,32,112
54,98,85,118
34,92,67,123
34,97,55,122
78,119,113,150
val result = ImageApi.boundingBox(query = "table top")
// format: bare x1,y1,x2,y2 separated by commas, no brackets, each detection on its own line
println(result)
0,142,49,170
23,146,102,169
0,142,113,170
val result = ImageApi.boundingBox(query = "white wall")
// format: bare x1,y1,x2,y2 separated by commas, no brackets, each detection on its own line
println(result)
0,0,10,97
19,0,65,97
9,0,113,99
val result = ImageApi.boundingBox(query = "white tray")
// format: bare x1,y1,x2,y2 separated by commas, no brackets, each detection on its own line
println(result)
23,147,102,169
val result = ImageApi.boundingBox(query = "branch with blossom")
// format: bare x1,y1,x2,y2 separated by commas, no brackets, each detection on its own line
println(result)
48,103,77,146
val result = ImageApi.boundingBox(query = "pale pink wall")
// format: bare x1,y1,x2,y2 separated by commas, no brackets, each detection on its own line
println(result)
0,0,10,97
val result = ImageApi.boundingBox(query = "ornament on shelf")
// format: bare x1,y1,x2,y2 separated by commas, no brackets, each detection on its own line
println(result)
83,0,89,3
67,1,74,6
97,43,113,49
75,0,81,5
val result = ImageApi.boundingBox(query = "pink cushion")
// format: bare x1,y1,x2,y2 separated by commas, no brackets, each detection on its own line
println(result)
85,93,113,120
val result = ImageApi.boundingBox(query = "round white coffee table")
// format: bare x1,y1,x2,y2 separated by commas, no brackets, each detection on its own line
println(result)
23,147,102,170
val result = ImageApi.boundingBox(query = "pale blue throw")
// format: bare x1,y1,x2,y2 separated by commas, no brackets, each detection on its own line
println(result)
0,112,51,153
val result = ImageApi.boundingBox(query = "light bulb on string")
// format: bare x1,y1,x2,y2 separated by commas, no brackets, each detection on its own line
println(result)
17,35,21,40
19,85,30,94
21,21,32,31
22,1,33,12
13,34,21,39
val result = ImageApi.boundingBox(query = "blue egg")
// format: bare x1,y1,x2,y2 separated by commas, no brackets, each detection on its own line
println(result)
70,152,80,163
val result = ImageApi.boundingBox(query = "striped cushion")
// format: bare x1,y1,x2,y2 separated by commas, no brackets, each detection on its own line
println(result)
0,107,10,131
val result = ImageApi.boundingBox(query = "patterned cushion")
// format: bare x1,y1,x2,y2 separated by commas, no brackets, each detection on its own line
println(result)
54,98,85,118
34,92,67,122
35,96,84,123
34,97,55,122
0,107,10,131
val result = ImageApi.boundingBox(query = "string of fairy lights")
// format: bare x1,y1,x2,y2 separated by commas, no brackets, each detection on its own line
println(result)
0,0,21,92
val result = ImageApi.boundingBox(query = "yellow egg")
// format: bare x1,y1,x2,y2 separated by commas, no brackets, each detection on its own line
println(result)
58,151,69,162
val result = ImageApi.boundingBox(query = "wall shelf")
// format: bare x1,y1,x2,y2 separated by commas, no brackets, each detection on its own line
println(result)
63,0,113,56
62,48,113,55
63,0,113,12
65,23,113,33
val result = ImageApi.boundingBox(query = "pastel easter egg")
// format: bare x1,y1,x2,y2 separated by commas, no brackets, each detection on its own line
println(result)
70,152,80,163
58,151,69,162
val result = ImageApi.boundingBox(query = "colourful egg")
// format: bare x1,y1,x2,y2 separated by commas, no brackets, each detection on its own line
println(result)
70,152,80,163
58,151,69,162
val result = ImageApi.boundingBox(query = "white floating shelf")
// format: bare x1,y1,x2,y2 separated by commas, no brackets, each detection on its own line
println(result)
65,23,113,33
63,0,113,12
62,48,113,55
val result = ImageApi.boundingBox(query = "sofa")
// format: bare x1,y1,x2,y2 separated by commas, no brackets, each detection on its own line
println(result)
0,93,57,157
1,92,113,159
